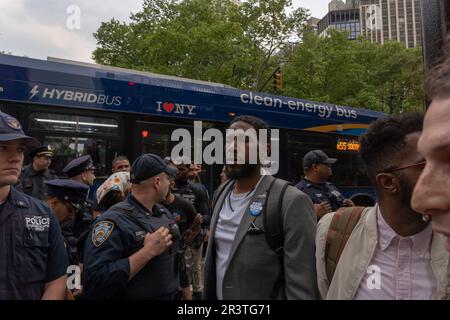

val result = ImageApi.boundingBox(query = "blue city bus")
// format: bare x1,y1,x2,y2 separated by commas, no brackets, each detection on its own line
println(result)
0,53,384,198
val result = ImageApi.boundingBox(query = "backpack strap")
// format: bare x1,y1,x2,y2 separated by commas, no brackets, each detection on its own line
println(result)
325,206,365,283
263,178,292,299
263,178,292,257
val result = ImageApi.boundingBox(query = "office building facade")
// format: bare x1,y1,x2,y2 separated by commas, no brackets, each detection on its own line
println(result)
360,0,422,48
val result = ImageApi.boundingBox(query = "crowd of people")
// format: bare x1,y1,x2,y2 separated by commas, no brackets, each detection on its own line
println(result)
1,56,450,300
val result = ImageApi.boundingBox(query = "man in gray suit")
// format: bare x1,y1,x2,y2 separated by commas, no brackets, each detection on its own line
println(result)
203,115,318,300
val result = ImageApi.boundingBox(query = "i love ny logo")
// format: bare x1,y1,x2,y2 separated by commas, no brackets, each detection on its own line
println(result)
156,101,196,115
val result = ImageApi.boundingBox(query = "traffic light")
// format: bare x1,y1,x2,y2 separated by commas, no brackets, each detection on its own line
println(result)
273,70,283,92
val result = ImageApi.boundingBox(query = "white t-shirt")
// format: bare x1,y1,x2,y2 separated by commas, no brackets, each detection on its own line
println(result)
214,177,263,300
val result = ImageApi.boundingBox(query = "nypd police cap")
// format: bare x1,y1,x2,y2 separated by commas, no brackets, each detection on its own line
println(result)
0,112,40,147
131,153,178,183
45,179,89,211
29,145,54,158
63,155,96,178
303,149,337,168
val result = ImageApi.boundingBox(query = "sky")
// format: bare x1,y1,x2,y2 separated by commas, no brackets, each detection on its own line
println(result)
0,0,330,63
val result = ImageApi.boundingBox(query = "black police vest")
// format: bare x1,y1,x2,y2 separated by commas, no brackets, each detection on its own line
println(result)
110,201,180,299
297,179,345,211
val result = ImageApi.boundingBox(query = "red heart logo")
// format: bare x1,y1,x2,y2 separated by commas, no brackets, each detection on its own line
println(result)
163,102,175,113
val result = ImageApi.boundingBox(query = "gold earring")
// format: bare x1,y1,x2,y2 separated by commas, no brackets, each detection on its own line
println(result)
422,214,431,223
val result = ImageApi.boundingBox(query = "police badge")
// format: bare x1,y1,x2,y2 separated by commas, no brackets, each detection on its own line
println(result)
4,115,22,130
92,221,115,247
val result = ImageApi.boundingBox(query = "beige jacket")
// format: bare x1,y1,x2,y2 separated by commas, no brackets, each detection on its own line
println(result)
316,205,449,300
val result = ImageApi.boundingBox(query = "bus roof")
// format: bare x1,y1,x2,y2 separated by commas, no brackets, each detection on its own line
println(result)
46,56,235,89
0,53,384,135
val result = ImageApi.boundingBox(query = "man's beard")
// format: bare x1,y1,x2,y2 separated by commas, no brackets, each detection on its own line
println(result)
225,164,259,180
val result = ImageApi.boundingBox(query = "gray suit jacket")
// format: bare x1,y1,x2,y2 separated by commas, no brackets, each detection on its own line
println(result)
203,175,318,300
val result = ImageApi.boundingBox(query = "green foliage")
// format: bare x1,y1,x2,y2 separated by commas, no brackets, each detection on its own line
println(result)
93,0,424,113
93,0,308,89
283,30,424,113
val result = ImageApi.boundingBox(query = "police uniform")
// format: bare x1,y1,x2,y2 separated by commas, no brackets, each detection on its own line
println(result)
82,153,181,299
295,149,347,212
15,146,57,200
0,112,68,300
61,155,96,259
296,178,347,212
45,179,90,266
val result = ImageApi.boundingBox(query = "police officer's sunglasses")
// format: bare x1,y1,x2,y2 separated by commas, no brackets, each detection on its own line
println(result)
384,160,426,173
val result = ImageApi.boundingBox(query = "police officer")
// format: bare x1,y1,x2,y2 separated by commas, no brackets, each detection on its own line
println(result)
61,155,96,258
45,179,90,264
15,145,57,200
296,149,354,220
0,112,68,300
83,153,181,299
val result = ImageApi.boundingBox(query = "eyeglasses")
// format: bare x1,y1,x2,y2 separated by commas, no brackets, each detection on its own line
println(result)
384,161,426,173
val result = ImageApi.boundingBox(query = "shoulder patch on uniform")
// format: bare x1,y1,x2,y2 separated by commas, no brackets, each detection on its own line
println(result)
91,221,115,247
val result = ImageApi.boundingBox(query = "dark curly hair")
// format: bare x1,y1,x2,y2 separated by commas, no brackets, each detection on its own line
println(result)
230,115,270,139
359,113,424,183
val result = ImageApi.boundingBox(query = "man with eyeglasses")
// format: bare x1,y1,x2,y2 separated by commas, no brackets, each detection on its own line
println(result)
296,149,354,220
315,113,449,299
